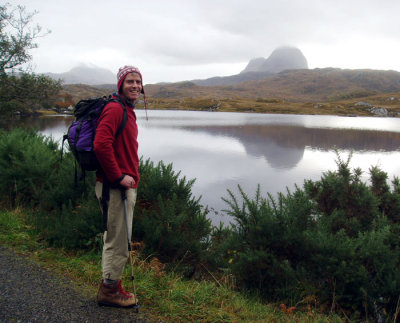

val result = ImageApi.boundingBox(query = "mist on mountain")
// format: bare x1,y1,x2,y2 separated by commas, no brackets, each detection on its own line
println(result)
191,46,308,86
241,46,308,74
45,63,116,85
45,46,309,86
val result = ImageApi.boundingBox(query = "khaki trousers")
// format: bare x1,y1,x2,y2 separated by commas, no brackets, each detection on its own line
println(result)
95,181,137,281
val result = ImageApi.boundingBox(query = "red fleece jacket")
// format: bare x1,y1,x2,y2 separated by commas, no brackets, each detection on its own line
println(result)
93,96,140,187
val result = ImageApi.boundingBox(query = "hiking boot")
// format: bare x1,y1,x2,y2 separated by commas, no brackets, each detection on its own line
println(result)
97,280,138,308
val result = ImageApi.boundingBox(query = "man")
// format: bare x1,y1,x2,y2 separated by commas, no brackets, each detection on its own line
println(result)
94,65,145,308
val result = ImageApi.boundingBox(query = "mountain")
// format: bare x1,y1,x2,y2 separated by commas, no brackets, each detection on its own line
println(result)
46,64,116,85
49,46,307,87
192,46,308,86
56,47,400,106
241,46,308,74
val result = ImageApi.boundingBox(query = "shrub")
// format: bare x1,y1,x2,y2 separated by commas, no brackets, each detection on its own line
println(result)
0,128,212,256
304,152,380,236
0,128,59,207
0,127,102,249
33,197,102,249
369,165,400,224
220,153,400,320
134,158,212,275
221,185,315,301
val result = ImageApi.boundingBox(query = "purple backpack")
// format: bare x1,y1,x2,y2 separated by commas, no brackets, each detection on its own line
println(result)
63,96,127,172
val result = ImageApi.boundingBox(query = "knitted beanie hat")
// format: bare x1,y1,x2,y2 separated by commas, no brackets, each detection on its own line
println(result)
117,65,148,119
117,65,145,94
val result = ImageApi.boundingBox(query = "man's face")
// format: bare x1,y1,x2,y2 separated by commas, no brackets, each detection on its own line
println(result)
121,72,142,102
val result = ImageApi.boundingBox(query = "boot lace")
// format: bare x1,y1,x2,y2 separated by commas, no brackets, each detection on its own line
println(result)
118,280,132,298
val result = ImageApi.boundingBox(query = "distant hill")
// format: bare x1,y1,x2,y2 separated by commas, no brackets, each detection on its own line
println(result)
58,84,115,103
192,46,308,86
191,71,275,86
51,46,308,87
46,64,116,85
56,47,400,106
145,68,400,102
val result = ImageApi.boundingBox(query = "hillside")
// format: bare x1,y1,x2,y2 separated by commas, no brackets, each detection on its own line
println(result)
59,68,400,117
60,84,115,103
145,68,400,101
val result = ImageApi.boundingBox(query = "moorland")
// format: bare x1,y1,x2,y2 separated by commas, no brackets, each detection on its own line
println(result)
57,68,400,118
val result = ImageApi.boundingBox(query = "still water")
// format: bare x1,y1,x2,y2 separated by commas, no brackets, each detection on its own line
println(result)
18,110,400,225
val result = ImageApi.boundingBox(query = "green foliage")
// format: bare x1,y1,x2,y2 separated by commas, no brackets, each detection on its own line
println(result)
220,185,315,300
134,158,212,274
218,152,400,320
303,217,400,319
1,127,400,321
0,128,59,207
0,3,46,74
0,127,101,249
0,128,212,258
369,166,400,223
205,222,233,270
0,73,61,116
32,197,102,249
304,151,379,236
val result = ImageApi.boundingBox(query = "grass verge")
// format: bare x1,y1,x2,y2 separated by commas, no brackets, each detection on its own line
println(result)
0,209,344,322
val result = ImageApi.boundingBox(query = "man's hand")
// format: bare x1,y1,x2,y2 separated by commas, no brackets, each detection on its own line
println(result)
120,175,136,189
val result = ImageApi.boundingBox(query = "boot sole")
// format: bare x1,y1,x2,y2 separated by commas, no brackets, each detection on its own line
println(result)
98,301,140,309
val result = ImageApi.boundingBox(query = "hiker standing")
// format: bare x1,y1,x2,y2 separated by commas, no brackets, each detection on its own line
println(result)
94,66,145,308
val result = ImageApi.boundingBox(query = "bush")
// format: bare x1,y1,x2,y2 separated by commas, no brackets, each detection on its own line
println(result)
134,158,212,275
0,128,212,256
220,185,315,300
219,153,400,320
305,153,380,236
0,128,102,249
0,128,59,207
32,197,102,249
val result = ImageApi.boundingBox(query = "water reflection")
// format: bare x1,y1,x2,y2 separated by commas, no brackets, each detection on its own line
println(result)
1,115,73,144
178,125,400,169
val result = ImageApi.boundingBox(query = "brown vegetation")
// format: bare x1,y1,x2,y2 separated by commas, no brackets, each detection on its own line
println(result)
61,68,400,117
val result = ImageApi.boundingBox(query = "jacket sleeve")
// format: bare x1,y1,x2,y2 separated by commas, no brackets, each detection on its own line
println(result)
93,103,124,183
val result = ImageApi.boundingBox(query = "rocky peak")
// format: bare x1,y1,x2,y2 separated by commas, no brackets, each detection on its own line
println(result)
241,46,308,74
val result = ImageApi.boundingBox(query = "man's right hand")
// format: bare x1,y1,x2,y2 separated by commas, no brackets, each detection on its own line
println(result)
120,175,136,189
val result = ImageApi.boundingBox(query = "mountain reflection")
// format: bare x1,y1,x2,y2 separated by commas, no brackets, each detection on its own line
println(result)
184,125,400,169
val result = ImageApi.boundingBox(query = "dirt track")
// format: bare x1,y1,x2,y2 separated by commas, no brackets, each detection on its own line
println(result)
0,245,150,322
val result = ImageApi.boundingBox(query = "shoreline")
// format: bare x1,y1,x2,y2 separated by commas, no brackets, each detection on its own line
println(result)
35,105,400,119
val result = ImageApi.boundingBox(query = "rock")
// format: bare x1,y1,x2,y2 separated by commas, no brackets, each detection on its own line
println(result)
368,107,388,117
355,102,372,106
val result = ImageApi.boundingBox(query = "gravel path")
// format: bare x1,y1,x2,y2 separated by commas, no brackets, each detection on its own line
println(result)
0,245,152,322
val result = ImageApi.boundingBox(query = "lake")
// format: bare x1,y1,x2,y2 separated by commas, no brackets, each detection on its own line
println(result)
15,110,400,225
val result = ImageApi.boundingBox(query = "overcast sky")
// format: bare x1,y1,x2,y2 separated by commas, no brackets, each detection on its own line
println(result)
6,0,400,84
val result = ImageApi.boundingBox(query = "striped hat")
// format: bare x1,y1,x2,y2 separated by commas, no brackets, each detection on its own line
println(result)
117,65,148,119
117,65,144,94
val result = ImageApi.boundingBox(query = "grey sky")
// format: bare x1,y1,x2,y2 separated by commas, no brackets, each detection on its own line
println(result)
7,0,400,84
